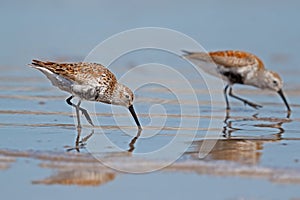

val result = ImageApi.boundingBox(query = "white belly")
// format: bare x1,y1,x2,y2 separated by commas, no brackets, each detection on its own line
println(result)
71,84,97,101
35,66,97,101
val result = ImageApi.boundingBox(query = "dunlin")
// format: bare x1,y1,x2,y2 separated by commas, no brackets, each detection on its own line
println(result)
29,60,142,129
183,50,291,112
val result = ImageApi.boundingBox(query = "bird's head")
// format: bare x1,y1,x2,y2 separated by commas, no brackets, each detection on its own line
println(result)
111,83,142,129
111,83,134,107
263,70,283,92
262,70,291,112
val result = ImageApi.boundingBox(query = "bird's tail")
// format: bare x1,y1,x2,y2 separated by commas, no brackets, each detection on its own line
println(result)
29,59,55,68
182,50,212,62
31,59,44,67
182,50,221,78
181,50,194,56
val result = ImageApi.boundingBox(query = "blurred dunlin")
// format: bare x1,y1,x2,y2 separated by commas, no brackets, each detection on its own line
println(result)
183,50,291,112
29,60,142,129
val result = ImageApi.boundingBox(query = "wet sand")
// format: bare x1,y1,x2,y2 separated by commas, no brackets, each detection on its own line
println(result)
1,0,300,199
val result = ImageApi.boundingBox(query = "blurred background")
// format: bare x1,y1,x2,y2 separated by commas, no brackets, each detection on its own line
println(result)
1,0,299,68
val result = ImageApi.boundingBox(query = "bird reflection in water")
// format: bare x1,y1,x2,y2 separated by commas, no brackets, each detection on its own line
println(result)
128,129,142,152
66,127,142,153
44,127,142,187
66,127,94,152
222,110,291,139
32,169,116,186
188,110,291,165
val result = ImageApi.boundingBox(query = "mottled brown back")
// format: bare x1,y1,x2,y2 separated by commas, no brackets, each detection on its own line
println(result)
31,60,117,87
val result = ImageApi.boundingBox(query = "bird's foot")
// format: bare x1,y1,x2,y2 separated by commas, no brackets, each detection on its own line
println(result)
79,108,94,126
244,101,263,109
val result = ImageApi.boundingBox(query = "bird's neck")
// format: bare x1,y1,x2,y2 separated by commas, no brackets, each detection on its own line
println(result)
246,70,269,89
111,84,124,106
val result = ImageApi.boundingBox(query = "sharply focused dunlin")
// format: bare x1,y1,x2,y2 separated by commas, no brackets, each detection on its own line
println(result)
183,50,291,112
29,60,142,129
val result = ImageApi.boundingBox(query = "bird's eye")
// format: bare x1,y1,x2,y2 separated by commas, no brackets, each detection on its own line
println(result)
125,94,130,99
273,80,278,86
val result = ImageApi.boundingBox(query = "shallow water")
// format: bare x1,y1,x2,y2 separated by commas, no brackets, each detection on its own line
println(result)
1,0,300,199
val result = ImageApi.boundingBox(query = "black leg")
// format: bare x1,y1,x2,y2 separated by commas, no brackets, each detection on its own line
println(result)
75,100,82,128
65,96,94,127
224,85,231,110
66,95,74,106
66,95,82,128
228,87,262,109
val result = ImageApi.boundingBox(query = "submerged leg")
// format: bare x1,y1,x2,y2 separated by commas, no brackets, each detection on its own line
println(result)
66,96,94,127
224,85,231,110
228,87,262,109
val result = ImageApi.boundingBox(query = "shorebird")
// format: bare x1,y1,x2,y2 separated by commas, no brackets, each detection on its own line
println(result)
183,50,291,112
29,60,142,130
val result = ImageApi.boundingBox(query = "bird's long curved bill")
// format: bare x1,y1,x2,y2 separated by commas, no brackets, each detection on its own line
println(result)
128,105,142,130
278,89,291,112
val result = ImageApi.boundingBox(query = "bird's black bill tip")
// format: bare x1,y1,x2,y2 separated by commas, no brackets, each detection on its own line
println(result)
278,89,291,112
128,105,142,130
